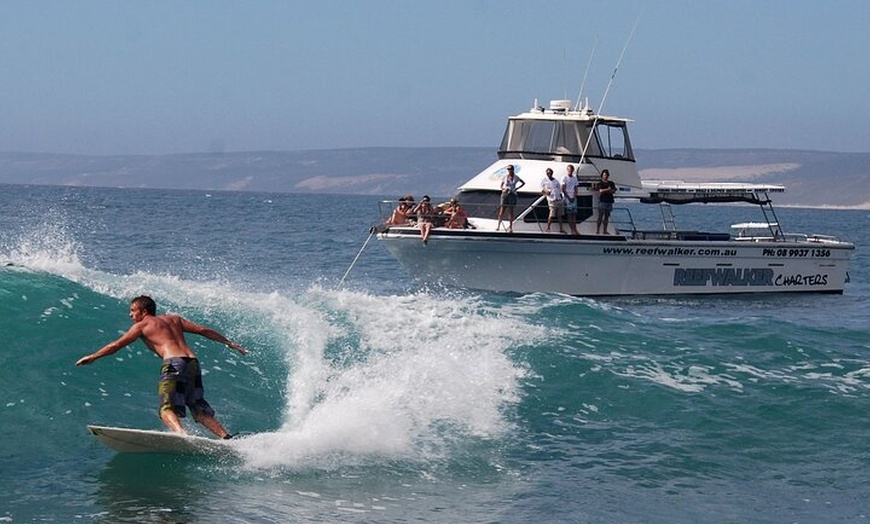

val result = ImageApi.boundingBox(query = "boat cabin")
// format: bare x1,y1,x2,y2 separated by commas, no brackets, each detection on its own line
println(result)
498,99,635,168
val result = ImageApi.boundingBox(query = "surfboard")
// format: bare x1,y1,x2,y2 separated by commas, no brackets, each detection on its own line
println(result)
87,424,236,455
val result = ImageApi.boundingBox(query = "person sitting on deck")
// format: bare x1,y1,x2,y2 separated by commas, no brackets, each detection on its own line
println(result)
444,198,474,229
412,195,436,244
387,195,415,225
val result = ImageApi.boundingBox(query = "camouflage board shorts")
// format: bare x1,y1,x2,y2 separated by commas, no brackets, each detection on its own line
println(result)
158,357,215,418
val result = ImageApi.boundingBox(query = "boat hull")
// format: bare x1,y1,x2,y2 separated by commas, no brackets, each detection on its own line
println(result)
378,229,853,296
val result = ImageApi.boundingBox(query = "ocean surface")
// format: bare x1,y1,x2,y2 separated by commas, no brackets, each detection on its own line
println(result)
1,183,868,523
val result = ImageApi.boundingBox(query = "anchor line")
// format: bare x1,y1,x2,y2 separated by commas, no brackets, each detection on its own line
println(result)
338,229,376,289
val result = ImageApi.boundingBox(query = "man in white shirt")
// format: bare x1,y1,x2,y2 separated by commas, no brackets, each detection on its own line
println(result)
541,168,565,233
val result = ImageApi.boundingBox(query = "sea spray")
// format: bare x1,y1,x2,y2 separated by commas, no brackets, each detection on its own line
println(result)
236,288,543,470
1,217,85,275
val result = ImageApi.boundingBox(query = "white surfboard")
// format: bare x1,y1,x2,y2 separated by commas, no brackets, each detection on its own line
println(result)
87,424,236,455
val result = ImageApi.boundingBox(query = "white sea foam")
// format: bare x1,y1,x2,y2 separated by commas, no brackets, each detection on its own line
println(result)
1,220,85,276
615,361,745,393
234,287,537,470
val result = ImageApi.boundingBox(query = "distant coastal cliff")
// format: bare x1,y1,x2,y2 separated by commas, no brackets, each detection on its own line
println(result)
1,148,867,208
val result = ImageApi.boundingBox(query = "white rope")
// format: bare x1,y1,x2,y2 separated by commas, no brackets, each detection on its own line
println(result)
338,230,375,289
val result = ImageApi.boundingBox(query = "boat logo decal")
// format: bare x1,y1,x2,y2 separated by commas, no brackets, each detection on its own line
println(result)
490,164,521,181
674,268,829,288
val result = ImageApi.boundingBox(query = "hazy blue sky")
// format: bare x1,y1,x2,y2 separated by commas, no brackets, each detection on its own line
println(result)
1,1,868,155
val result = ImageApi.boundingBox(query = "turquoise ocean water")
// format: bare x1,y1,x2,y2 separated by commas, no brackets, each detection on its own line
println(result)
1,183,868,523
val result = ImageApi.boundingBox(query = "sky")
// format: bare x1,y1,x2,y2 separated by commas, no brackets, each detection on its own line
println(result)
1,0,869,156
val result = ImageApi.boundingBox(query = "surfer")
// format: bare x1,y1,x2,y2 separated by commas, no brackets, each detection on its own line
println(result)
76,295,248,439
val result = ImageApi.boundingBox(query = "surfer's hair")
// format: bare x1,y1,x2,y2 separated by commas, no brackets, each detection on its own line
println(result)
131,295,156,315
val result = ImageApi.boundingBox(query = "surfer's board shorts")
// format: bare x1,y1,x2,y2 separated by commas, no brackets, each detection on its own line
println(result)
158,357,215,418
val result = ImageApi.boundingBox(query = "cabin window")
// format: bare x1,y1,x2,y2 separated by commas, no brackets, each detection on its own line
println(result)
499,120,592,160
499,118,633,161
594,122,633,160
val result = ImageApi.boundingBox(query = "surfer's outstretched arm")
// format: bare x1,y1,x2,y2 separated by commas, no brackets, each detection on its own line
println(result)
179,317,249,355
75,324,143,366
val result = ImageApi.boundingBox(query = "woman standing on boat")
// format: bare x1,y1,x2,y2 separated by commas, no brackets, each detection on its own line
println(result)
498,165,525,232
596,170,617,234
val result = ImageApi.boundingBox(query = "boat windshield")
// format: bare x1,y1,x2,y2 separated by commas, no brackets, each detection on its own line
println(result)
498,118,634,162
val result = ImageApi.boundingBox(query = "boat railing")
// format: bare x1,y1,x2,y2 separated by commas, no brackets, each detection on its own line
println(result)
374,198,847,245
376,199,397,225
807,234,840,243
610,207,639,237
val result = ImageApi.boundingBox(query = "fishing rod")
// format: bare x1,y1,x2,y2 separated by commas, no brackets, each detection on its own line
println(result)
577,13,642,168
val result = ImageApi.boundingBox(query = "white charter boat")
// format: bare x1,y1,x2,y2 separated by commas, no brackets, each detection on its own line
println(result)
375,99,855,296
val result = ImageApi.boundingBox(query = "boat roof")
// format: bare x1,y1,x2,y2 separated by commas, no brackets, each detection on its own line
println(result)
511,99,633,123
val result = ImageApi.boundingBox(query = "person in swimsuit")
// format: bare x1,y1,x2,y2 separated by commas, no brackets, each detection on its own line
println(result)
412,195,436,244
387,194,415,225
76,295,248,438
444,198,474,229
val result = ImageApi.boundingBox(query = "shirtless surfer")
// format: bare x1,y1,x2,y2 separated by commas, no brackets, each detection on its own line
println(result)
76,295,248,439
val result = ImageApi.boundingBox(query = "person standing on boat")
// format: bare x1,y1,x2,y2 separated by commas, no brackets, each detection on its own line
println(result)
562,165,580,235
596,169,617,234
497,165,525,232
541,168,565,233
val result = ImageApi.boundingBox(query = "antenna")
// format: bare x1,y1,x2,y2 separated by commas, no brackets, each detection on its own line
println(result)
561,48,573,100
574,38,597,110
